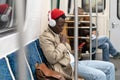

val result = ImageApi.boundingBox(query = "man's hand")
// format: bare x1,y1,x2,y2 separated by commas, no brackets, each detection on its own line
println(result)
59,34,67,44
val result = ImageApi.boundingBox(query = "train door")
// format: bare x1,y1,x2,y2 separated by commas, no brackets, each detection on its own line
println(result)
110,0,120,51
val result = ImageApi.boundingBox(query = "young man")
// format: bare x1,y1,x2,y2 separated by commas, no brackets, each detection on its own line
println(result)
39,8,115,80
92,29,120,61
77,7,120,61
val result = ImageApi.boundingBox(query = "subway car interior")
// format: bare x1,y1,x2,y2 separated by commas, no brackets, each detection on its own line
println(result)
0,0,120,80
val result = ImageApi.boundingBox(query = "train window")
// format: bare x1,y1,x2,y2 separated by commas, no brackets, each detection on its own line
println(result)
51,0,60,9
82,0,106,13
0,0,26,36
117,0,120,19
59,0,106,15
0,0,16,35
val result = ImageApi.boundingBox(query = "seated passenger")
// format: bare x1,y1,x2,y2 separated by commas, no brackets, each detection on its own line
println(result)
39,8,115,80
92,29,120,61
68,7,92,53
77,7,120,61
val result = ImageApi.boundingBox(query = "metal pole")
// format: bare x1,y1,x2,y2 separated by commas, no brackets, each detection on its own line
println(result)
15,0,27,80
95,0,98,53
74,0,78,79
89,0,92,60
102,0,104,14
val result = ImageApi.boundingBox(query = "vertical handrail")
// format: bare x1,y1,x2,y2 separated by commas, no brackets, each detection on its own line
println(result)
95,0,98,53
74,0,78,79
15,0,27,80
89,0,92,60
102,0,104,14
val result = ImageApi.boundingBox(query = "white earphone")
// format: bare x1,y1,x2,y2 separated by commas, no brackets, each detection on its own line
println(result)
1,7,12,22
48,11,56,27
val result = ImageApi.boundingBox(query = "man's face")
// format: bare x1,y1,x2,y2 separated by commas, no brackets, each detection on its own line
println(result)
78,8,84,15
54,17,65,34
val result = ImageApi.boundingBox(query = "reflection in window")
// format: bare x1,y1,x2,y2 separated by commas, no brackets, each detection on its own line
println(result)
0,0,15,34
0,0,28,35
82,0,105,13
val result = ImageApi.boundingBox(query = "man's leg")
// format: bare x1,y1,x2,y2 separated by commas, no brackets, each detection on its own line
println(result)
98,43,110,61
73,60,115,80
71,62,106,80
98,36,117,56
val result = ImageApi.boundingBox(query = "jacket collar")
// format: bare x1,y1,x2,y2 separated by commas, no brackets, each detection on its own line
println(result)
48,27,59,37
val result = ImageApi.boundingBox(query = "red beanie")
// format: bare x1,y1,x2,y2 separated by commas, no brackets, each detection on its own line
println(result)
51,8,65,19
0,4,9,14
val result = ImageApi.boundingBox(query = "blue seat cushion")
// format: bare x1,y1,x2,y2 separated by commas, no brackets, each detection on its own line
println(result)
25,41,42,80
0,58,12,80
35,39,47,63
7,51,32,80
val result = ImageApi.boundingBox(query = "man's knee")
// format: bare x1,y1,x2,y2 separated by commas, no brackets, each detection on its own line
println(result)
105,43,109,49
106,62,115,71
93,71,106,80
99,43,109,49
84,71,106,80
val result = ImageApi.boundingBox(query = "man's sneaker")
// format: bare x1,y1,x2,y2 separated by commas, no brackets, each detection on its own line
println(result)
113,52,120,59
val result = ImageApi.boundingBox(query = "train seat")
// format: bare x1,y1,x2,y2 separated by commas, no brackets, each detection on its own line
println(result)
3,39,84,80
35,39,47,63
25,40,42,80
7,51,33,80
0,57,13,80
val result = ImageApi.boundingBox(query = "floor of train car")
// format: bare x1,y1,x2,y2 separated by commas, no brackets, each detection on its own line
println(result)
81,53,120,80
110,58,120,80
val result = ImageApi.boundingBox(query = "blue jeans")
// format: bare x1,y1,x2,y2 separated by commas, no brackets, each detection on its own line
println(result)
71,60,115,80
92,36,117,61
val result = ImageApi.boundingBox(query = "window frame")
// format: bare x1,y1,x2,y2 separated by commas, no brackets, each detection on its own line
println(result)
0,0,26,36
82,0,106,13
